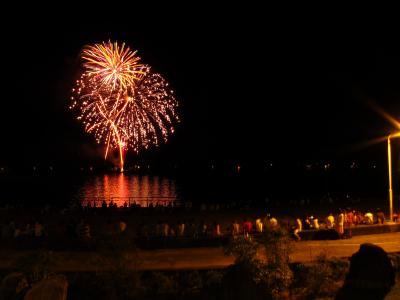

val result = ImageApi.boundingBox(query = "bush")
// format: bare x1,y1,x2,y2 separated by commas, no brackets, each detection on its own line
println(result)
13,249,56,283
178,270,203,296
68,271,143,300
145,271,177,298
220,262,267,300
290,253,349,299
260,228,293,299
224,236,258,264
224,229,294,299
200,270,224,300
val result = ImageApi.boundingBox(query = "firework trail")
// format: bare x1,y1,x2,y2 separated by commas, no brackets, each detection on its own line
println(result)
70,41,179,171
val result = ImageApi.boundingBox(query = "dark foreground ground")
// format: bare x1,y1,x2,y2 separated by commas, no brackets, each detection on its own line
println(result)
0,231,399,271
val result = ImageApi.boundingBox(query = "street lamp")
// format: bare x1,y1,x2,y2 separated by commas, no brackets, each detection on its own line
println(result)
387,132,400,222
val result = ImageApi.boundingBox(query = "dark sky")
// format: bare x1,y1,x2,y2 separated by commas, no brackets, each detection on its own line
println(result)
1,16,400,169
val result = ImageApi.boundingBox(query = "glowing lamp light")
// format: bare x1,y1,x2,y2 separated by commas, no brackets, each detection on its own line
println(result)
387,132,400,222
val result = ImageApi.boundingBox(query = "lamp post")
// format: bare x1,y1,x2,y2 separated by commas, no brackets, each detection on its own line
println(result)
387,132,400,222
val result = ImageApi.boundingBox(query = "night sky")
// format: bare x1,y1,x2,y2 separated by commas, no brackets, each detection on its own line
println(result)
1,17,400,171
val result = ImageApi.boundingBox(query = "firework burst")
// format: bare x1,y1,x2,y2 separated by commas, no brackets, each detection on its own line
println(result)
70,41,179,171
81,41,149,90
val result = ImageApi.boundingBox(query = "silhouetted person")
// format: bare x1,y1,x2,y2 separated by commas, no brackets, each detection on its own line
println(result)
101,200,107,211
376,209,385,224
335,243,395,300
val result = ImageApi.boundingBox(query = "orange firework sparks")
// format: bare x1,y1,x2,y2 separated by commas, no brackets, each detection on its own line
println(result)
81,41,149,90
70,41,179,171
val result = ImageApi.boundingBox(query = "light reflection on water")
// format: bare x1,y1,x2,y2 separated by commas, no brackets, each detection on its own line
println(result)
77,174,177,207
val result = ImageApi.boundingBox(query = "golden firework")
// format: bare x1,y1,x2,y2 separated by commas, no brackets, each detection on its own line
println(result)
81,41,149,90
70,41,179,171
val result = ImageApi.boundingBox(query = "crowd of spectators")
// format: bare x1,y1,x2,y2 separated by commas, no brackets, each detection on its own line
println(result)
0,199,399,248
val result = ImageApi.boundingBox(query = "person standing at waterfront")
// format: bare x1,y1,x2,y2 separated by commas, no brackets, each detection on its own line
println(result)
101,200,107,211
354,210,363,225
177,220,185,237
242,218,252,238
255,218,263,233
312,216,319,230
376,209,385,224
119,220,127,236
269,216,278,230
346,209,354,227
231,220,240,236
161,221,169,237
304,216,311,230
394,212,399,223
76,219,90,239
337,209,345,237
294,218,302,241
364,211,374,225
262,214,270,231
187,220,197,238
213,221,221,237
326,213,335,229
199,220,208,237
34,220,44,238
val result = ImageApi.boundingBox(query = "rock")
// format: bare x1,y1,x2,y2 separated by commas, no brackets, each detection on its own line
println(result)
24,275,68,300
384,282,400,299
0,272,28,300
314,229,340,240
